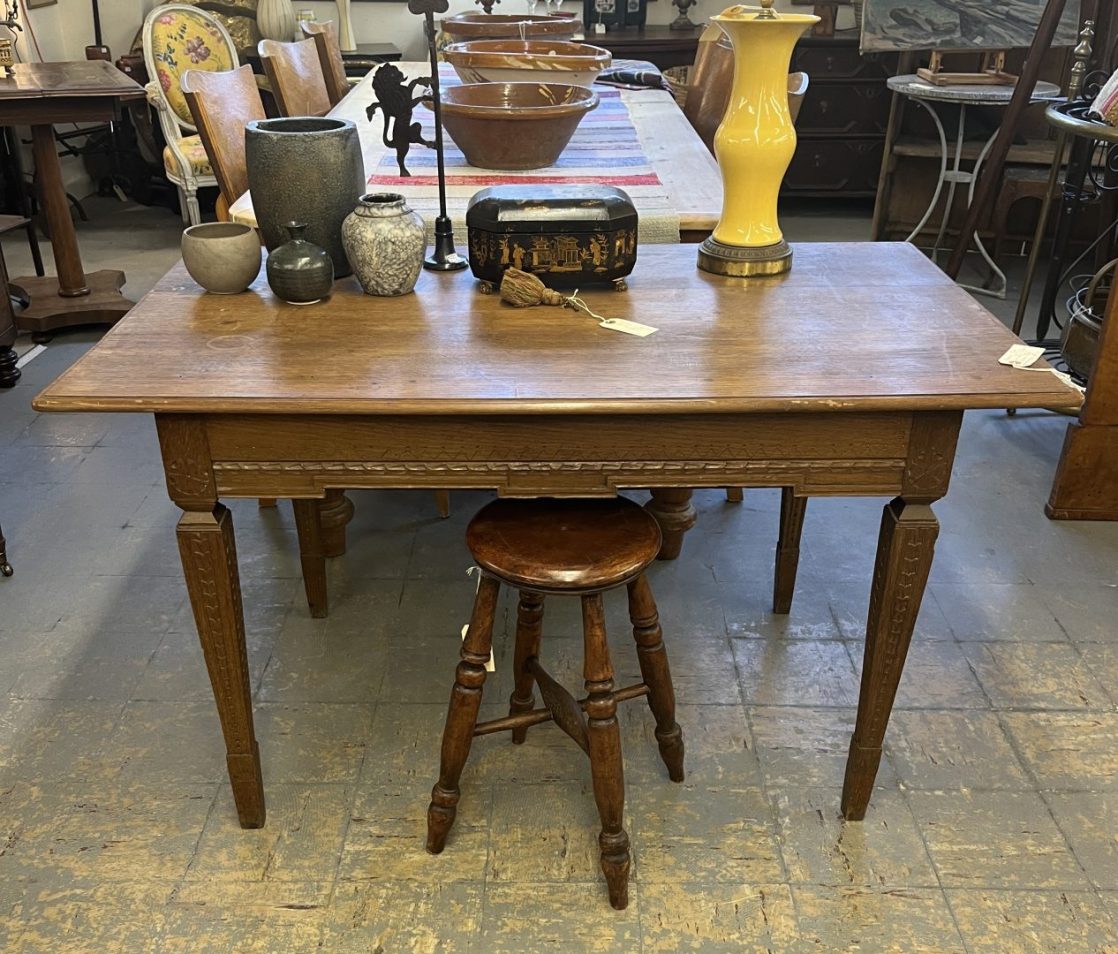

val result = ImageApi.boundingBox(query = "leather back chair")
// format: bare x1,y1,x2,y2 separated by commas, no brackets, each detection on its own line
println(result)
299,20,349,107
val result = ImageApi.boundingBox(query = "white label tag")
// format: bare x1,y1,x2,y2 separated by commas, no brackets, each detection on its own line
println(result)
592,22,606,33
998,344,1046,369
461,567,495,672
1050,369,1087,395
599,317,658,337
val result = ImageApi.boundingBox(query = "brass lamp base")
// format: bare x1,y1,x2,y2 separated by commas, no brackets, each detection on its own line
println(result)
697,237,793,277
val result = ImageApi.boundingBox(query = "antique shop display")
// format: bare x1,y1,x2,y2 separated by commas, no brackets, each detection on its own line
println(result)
441,12,580,42
342,193,427,296
180,222,262,294
583,0,647,32
265,222,334,304
860,0,1079,53
436,83,598,171
467,184,637,290
444,39,612,88
256,0,297,41
245,116,363,277
365,63,433,177
697,0,817,277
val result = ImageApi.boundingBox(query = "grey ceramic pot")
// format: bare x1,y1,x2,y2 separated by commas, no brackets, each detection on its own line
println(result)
245,116,364,277
266,222,334,304
341,193,426,297
180,222,262,294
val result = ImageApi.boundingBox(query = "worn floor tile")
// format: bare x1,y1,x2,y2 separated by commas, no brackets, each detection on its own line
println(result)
931,582,1066,641
1045,792,1118,889
111,700,226,783
631,782,784,884
255,702,376,784
256,618,388,704
830,578,956,642
1075,643,1118,708
1001,711,1118,791
787,885,967,953
947,889,1118,954
0,698,124,784
887,710,1032,790
749,706,896,790
479,882,640,952
772,784,939,888
963,642,1110,710
154,899,325,953
324,881,481,953
1035,584,1118,643
186,784,351,884
849,639,990,709
639,882,796,953
733,639,859,707
909,791,1089,890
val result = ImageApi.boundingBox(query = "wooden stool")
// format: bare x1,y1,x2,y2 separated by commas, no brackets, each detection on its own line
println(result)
426,497,685,910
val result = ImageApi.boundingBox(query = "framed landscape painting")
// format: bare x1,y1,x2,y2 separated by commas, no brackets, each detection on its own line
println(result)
860,0,1081,52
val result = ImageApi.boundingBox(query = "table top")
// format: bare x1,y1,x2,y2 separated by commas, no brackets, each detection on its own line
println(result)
888,74,1062,106
34,243,1076,417
0,60,144,101
229,62,722,237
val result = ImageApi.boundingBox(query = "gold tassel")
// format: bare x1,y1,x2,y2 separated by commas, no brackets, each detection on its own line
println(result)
499,268,565,307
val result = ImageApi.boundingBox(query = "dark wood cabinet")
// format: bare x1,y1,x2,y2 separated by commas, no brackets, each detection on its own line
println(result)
785,34,897,198
588,25,700,71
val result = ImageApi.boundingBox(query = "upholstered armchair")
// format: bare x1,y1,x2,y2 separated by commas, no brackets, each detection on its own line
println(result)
141,4,238,224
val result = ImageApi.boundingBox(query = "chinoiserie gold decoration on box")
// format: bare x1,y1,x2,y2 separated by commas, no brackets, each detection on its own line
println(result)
697,0,818,278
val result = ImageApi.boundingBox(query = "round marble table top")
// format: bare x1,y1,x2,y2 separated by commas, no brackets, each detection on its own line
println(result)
887,74,1063,106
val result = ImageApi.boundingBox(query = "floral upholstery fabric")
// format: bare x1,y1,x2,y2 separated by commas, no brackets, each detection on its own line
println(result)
149,9,236,125
163,134,213,178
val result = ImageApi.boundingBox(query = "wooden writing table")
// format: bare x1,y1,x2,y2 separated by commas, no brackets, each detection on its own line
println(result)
229,62,723,243
34,243,1074,830
0,61,145,338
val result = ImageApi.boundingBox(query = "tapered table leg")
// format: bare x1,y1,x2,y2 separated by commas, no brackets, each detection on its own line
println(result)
842,497,939,820
292,498,328,619
177,504,265,827
645,488,696,561
772,488,807,615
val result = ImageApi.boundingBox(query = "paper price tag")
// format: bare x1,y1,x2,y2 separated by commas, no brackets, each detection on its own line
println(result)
461,566,495,672
599,317,658,337
998,344,1046,369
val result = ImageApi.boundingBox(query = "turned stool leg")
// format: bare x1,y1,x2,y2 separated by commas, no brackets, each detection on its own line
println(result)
508,590,544,744
581,593,631,910
627,574,684,782
427,574,500,854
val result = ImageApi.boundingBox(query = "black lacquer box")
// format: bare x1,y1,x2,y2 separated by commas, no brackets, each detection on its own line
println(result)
466,185,638,291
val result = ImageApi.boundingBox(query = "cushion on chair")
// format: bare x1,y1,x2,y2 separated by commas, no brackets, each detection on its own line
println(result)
163,134,214,177
149,8,237,125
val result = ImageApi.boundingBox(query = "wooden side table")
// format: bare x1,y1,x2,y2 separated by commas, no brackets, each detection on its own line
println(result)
588,26,700,70
0,61,144,340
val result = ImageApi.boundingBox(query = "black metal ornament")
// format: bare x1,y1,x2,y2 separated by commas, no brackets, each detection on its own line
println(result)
409,0,468,271
364,63,434,178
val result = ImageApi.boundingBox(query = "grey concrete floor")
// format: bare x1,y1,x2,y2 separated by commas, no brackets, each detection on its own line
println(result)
2,199,1118,951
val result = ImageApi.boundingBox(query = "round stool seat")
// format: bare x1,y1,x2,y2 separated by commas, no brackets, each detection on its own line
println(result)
466,497,662,593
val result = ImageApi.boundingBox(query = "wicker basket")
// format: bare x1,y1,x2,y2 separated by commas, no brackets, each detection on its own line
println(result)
664,65,690,108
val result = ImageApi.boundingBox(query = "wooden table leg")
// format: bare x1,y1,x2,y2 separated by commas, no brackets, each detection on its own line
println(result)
841,496,939,820
292,498,328,619
645,488,696,561
772,488,807,614
159,416,265,828
11,124,132,337
320,489,354,558
0,240,21,389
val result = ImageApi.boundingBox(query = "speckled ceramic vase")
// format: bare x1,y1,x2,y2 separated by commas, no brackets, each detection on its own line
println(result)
266,222,334,304
341,193,426,297
245,117,363,277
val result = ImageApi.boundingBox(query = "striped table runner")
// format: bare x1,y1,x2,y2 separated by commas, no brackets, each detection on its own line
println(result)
367,67,680,244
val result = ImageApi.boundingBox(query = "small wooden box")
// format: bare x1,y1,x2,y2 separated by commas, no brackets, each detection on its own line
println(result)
466,185,638,291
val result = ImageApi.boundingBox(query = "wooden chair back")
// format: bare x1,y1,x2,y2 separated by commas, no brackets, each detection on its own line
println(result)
683,33,809,154
257,37,332,117
182,64,266,219
299,20,349,107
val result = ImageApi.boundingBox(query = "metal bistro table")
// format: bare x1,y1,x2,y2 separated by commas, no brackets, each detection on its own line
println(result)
886,74,1062,299
33,243,1075,831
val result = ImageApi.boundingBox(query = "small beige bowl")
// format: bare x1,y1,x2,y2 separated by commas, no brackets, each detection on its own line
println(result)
181,222,262,294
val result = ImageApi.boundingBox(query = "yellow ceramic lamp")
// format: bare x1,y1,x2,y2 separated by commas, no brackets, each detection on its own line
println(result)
698,0,818,277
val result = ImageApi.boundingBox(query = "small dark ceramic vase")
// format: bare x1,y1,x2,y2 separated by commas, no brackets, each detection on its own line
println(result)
266,223,334,305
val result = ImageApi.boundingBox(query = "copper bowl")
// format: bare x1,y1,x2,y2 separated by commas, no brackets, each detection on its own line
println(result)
434,82,599,171
441,13,580,42
444,40,612,89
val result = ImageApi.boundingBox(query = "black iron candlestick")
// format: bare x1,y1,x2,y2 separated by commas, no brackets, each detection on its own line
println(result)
411,0,467,271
